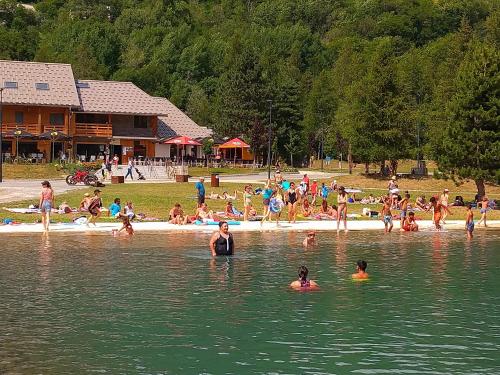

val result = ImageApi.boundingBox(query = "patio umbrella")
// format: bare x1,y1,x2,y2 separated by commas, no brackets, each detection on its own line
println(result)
5,128,35,159
162,135,202,165
38,129,71,162
218,137,250,164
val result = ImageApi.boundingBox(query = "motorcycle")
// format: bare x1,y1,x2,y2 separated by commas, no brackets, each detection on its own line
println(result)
66,169,99,186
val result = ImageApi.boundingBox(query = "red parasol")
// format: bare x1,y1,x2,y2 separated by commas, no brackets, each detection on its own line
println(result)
162,136,201,165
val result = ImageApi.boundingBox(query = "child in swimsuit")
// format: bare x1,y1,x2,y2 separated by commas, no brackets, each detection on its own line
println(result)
428,196,445,230
402,211,418,231
380,197,393,233
465,203,474,239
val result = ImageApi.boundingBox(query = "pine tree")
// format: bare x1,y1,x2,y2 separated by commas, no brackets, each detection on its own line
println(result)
434,41,499,195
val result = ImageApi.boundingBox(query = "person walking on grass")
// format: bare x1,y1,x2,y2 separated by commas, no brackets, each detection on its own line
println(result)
195,177,206,208
39,181,54,232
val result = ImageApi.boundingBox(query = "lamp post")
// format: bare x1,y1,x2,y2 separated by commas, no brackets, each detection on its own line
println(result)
0,87,4,183
50,129,59,163
267,99,272,180
14,128,22,160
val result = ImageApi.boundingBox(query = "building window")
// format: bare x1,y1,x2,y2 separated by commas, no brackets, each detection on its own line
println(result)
134,116,149,129
50,113,64,126
15,112,24,125
35,82,49,90
5,81,18,89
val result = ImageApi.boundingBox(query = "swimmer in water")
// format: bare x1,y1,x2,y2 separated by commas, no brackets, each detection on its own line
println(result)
290,265,319,290
303,231,316,247
352,260,369,280
112,215,134,236
209,221,234,256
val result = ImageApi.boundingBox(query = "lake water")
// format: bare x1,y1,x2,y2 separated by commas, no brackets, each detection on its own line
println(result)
1,230,499,374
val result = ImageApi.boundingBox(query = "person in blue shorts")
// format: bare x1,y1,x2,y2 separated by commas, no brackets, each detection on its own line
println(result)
465,204,474,240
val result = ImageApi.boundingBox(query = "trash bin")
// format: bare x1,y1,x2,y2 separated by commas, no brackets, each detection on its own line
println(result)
176,175,189,183
211,173,219,187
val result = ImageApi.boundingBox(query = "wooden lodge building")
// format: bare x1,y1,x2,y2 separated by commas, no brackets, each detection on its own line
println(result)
0,60,212,163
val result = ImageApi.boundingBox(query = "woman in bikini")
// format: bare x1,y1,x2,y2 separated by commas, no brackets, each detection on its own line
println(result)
242,185,254,221
337,186,348,232
39,180,54,232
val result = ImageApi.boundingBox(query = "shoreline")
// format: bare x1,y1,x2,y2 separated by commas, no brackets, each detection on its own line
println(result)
0,220,499,234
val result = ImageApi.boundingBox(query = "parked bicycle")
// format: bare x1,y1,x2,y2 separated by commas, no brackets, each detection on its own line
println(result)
66,169,99,185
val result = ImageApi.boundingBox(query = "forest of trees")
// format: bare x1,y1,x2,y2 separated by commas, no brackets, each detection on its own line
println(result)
1,0,498,191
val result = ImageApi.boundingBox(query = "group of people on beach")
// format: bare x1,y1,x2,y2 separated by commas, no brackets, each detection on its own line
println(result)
38,173,494,239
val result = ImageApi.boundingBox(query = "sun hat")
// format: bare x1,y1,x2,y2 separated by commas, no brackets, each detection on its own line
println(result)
84,193,90,197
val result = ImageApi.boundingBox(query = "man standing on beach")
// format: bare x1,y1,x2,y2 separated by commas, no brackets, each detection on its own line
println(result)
195,177,206,207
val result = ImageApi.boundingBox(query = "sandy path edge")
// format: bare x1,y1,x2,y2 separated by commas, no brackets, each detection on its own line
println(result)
0,220,498,234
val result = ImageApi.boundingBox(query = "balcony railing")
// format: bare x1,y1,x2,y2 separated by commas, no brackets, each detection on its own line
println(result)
1,123,40,135
75,123,112,137
43,124,65,133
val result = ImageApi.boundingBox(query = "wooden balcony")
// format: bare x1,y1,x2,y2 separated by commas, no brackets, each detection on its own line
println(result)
43,124,65,133
75,123,112,137
2,123,40,135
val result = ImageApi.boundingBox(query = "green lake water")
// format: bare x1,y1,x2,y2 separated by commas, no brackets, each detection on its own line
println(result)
1,230,499,374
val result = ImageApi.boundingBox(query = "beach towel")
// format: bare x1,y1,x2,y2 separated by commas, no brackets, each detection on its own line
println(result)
194,220,240,226
3,208,40,214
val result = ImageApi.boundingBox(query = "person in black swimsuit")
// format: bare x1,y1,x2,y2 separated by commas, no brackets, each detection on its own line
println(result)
209,221,235,256
287,182,299,223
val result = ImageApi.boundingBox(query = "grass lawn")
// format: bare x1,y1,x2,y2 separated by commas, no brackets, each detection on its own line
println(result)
3,164,67,180
1,178,498,224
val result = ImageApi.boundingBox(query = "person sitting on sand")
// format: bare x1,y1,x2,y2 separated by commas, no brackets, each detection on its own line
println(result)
224,201,242,219
79,193,92,212
290,265,319,290
402,211,419,232
303,231,316,247
352,260,369,280
169,203,189,225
